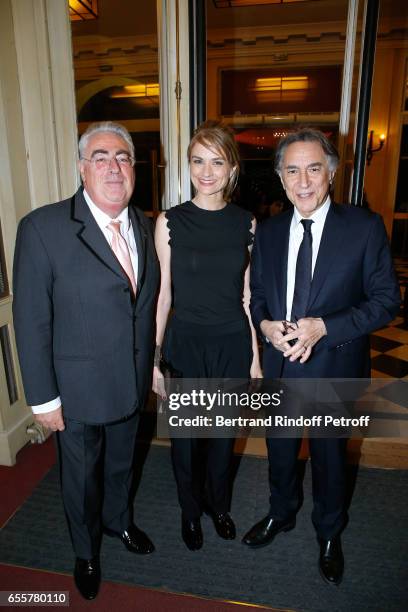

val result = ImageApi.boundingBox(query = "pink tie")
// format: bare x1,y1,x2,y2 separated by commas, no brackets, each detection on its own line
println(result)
108,221,137,296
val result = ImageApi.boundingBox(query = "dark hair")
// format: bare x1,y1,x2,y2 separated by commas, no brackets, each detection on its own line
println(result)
274,128,339,175
187,120,240,201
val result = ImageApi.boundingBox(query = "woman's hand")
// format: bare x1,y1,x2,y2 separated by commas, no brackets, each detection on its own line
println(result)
250,360,263,379
152,365,167,400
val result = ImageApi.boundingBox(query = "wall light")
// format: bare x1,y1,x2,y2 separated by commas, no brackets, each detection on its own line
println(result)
366,130,385,165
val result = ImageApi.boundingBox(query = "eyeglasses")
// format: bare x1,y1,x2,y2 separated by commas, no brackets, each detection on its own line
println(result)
81,153,135,169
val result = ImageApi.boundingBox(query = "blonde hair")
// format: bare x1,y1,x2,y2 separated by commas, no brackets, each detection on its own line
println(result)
187,120,240,201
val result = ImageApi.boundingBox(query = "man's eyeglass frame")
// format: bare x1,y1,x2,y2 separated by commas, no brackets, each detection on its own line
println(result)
81,154,135,169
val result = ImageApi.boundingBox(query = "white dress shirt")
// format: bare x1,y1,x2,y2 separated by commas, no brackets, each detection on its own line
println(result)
32,189,138,414
285,196,331,322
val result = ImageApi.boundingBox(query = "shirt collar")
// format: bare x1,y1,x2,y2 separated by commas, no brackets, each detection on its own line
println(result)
293,195,331,227
83,189,130,231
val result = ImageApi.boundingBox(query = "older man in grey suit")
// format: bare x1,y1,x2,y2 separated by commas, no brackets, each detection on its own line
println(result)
13,121,159,600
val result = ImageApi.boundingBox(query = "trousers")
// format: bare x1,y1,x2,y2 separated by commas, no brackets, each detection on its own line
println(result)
164,318,252,519
57,411,139,558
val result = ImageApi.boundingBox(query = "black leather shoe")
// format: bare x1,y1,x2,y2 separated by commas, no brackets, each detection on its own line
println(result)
242,515,296,548
206,510,236,540
74,557,100,600
182,517,203,551
318,536,344,585
104,524,154,554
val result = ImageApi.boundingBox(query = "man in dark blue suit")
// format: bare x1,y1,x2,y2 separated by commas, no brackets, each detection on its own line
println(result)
242,129,400,585
13,122,159,599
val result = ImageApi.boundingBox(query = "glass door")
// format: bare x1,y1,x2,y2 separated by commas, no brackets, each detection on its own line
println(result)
70,0,161,216
202,0,406,229
206,0,355,217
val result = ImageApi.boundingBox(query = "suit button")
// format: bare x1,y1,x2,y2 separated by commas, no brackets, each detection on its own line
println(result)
135,348,139,355
124,287,130,293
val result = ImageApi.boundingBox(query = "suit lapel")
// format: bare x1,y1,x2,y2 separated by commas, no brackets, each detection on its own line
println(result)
273,210,292,317
71,189,132,284
308,203,346,311
128,205,147,293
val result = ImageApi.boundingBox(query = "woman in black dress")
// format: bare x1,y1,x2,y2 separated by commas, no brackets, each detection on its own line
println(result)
153,120,261,550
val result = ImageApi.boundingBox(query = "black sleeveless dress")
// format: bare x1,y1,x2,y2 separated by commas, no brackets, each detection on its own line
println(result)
163,200,254,520
163,200,254,377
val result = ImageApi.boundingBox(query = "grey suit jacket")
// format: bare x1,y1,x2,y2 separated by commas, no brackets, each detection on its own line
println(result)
13,188,159,423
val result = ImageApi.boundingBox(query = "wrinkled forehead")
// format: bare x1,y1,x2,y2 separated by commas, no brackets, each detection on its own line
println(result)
85,132,131,157
283,140,329,167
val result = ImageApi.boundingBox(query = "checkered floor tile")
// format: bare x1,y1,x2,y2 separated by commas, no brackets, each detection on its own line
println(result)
370,259,408,378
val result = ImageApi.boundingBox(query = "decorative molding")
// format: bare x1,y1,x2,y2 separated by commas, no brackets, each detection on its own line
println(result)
71,18,408,82
206,17,407,46
72,33,158,56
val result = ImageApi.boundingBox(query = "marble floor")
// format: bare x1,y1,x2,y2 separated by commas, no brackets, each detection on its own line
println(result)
370,258,408,378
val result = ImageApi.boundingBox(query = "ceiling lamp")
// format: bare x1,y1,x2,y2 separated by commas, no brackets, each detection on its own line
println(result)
69,0,98,21
213,0,310,7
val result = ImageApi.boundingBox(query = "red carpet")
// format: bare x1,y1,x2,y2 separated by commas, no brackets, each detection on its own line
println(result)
0,437,56,528
0,564,277,611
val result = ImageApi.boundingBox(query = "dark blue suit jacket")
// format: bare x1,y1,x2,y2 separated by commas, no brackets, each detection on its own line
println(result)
250,203,401,378
13,188,159,423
